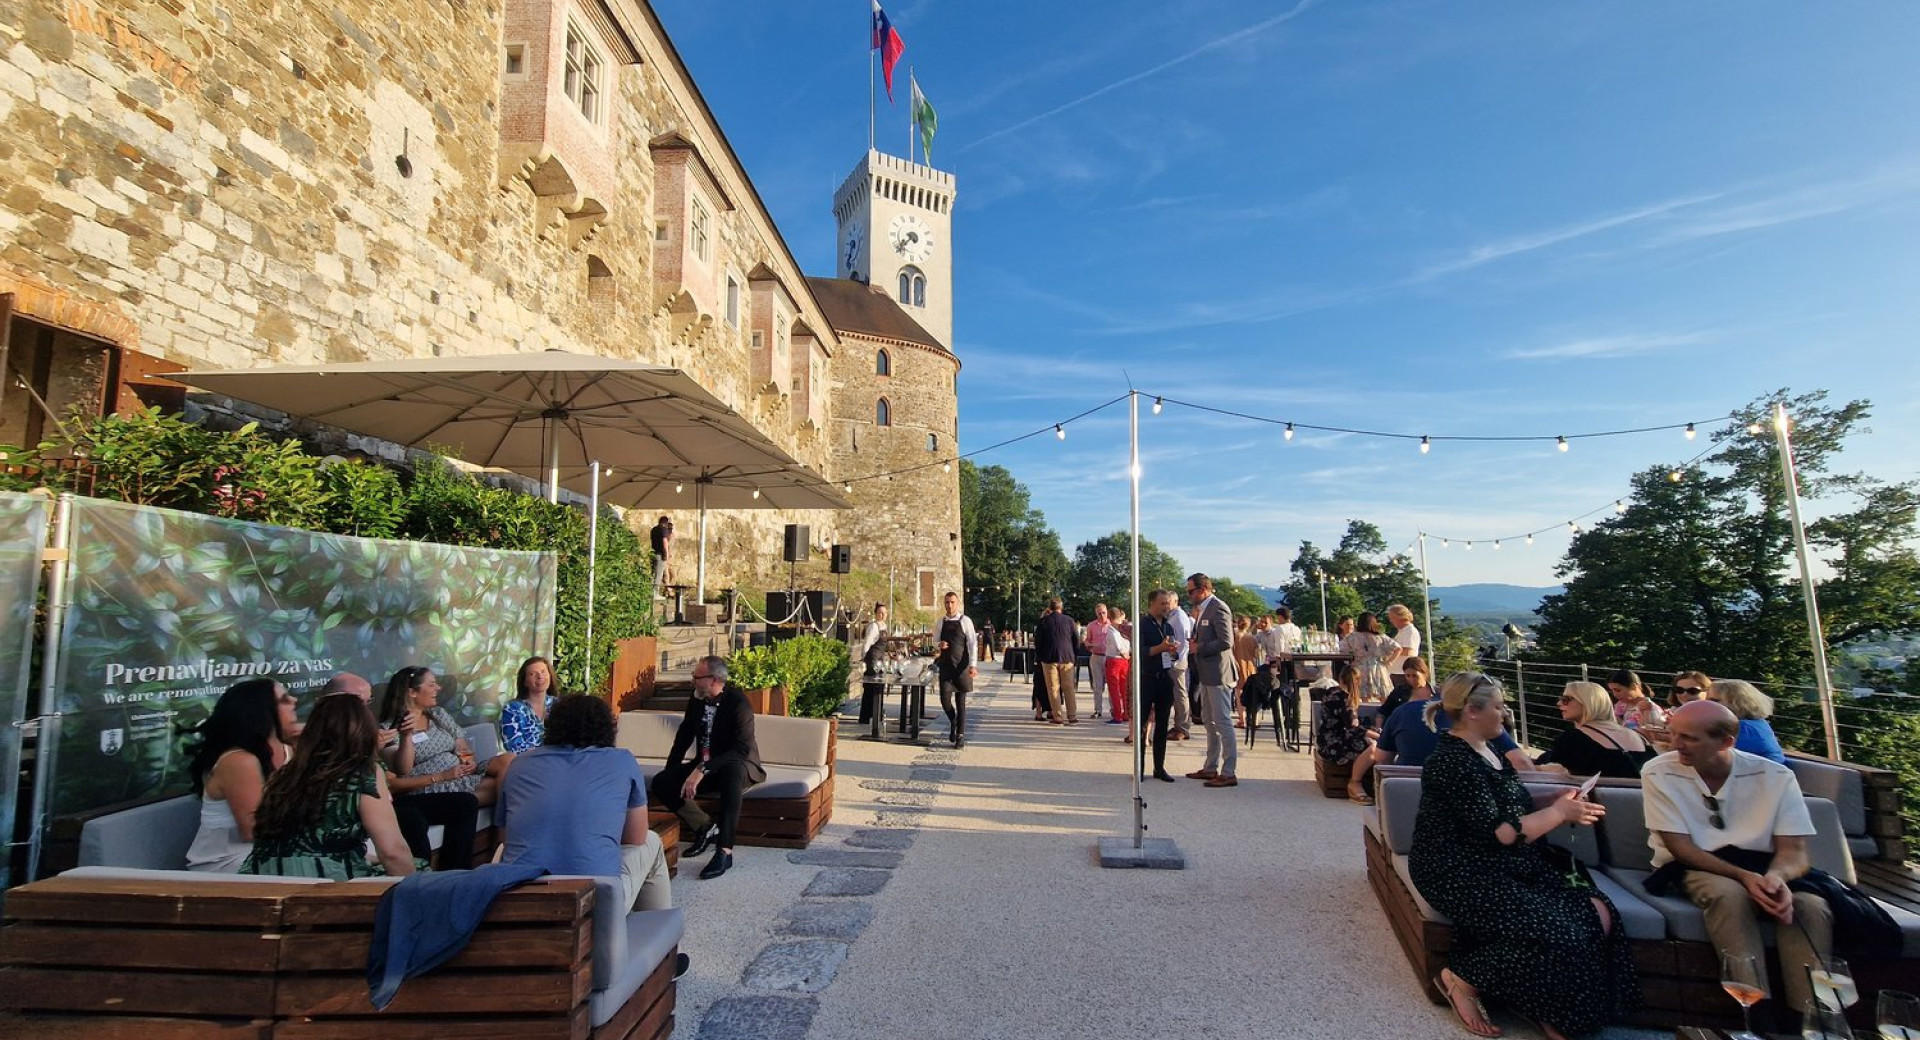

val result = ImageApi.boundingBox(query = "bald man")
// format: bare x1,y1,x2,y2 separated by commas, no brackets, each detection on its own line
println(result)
1641,699,1831,1015
319,673,374,702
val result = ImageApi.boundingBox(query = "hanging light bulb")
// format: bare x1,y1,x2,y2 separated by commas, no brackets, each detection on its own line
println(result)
1684,422,1697,441
1055,424,1066,440
1525,533,1534,546
943,460,951,472
1284,422,1294,441
1556,435,1569,453
752,487,761,500
1492,540,1502,550
1419,435,1431,454
675,482,684,494
1152,397,1163,415
1615,500,1627,514
844,482,853,493
1747,421,1764,435
1465,541,1474,551
1568,520,1579,533
1668,469,1683,483
1440,538,1450,548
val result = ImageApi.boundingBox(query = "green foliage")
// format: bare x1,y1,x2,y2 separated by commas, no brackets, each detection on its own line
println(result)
1209,576,1270,621
8,409,654,701
773,635,852,719
726,644,787,690
1773,693,1920,835
958,461,1070,629
1060,531,1183,622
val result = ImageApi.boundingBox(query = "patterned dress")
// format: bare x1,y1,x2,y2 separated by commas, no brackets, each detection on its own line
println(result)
500,695,556,753
1409,734,1640,1034
408,706,483,796
242,769,384,880
1314,688,1372,766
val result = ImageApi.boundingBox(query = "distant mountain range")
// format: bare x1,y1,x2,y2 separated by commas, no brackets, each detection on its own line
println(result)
1242,583,1561,617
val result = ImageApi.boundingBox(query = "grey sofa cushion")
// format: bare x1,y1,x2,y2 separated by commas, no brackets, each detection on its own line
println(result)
463,722,502,765
589,907,684,1028
1784,757,1866,839
1590,870,1669,941
60,865,331,885
1600,867,1713,943
632,759,826,800
1595,787,1655,872
78,795,201,870
1378,776,1600,865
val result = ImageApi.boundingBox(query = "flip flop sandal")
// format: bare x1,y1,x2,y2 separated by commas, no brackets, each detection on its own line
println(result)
1435,972,1502,1038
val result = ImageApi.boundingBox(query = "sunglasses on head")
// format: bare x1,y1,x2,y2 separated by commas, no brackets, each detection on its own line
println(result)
1674,684,1704,694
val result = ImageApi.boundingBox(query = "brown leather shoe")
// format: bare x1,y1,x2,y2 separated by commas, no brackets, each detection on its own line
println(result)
1205,775,1239,788
1185,768,1218,780
1170,729,1190,741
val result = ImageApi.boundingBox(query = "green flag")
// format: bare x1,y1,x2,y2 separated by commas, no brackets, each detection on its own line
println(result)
911,74,937,162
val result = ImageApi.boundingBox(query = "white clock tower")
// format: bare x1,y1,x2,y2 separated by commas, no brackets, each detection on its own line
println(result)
831,150,956,349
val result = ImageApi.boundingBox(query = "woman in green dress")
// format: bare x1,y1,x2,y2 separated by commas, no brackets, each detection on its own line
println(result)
244,695,416,880
1410,673,1639,1039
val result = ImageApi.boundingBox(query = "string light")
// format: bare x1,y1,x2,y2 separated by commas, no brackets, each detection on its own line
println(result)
1055,424,1066,440
1685,422,1696,441
1284,422,1294,441
1614,500,1627,514
751,487,761,500
1556,435,1569,453
1492,540,1501,550
1567,520,1579,533
1465,541,1474,551
1152,397,1163,415
1747,422,1764,435
1441,538,1449,548
844,482,853,493
1668,470,1683,483
674,483,683,494
943,461,951,472
1526,533,1534,546
1419,435,1431,454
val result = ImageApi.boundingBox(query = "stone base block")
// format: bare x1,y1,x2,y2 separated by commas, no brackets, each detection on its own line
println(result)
1097,835,1187,870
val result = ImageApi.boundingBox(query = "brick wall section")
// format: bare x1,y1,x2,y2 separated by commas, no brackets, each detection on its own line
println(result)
0,0,967,601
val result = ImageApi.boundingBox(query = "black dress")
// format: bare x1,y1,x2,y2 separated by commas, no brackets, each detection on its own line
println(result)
1537,725,1655,779
1408,734,1639,1035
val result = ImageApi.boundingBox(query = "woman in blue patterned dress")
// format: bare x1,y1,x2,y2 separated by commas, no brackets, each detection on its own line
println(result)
500,656,560,755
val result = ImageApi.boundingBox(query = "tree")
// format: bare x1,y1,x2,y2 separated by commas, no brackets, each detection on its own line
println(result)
1279,521,1423,631
1533,389,1919,687
958,461,1069,631
1060,531,1184,622
1209,576,1271,621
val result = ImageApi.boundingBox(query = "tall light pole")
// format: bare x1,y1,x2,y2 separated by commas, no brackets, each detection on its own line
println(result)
1014,576,1024,638
1316,570,1329,631
1773,403,1842,760
1416,533,1436,677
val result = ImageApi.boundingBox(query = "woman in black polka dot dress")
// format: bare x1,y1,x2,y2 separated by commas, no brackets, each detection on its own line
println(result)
1408,673,1640,1039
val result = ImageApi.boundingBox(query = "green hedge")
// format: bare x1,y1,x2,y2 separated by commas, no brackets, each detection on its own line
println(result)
1,407,654,696
724,636,850,719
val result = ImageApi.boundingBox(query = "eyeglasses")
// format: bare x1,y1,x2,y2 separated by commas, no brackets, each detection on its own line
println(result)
1674,685,1704,695
1557,695,1576,704
1702,792,1725,829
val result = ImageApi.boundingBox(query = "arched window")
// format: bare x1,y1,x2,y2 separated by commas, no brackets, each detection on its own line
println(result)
897,266,925,307
876,398,892,427
876,349,891,376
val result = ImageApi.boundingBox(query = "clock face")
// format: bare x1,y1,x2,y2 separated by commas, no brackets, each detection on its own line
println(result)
889,213,934,263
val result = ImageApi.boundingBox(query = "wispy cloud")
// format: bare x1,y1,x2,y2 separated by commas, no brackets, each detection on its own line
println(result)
1414,192,1723,281
1503,329,1720,361
959,0,1319,154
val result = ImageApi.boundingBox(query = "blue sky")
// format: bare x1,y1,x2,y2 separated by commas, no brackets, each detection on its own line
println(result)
652,0,1920,589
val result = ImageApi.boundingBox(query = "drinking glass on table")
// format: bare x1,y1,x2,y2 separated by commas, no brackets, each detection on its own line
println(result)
1877,989,1920,1040
1803,1000,1855,1040
1812,955,1860,1010
1720,951,1767,1040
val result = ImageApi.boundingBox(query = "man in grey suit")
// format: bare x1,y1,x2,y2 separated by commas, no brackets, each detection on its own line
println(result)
1183,573,1238,787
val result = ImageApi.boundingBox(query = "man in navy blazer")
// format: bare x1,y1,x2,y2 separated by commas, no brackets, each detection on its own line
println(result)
1183,573,1238,787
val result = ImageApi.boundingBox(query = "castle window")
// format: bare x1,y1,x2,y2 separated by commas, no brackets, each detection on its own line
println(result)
926,433,938,452
875,349,891,376
503,43,526,78
725,275,740,325
690,198,710,262
586,255,613,306
562,24,603,124
876,398,892,427
897,266,925,308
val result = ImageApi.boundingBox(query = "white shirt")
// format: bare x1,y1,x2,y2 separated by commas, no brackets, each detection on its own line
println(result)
1106,625,1130,656
1391,624,1420,665
1163,608,1193,669
1261,622,1302,661
1640,749,1816,869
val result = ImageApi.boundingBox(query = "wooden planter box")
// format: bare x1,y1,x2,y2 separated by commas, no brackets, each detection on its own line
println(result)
611,636,659,712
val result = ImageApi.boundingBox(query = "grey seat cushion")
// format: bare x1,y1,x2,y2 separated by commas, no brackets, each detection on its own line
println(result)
60,865,332,885
589,907,684,1028
1784,758,1866,839
633,759,826,799
1378,776,1600,866
1590,869,1671,941
78,795,201,870
1600,867,1714,943
462,722,502,765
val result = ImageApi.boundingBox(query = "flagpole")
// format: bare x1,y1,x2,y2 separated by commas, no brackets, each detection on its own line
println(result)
907,65,915,163
867,21,875,151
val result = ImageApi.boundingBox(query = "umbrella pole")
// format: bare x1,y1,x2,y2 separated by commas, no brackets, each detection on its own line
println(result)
545,417,561,504
696,479,709,604
585,462,601,694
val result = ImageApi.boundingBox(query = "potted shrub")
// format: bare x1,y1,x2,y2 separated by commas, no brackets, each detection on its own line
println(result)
726,645,789,715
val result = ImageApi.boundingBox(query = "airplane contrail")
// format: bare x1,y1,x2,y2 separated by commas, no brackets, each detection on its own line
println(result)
960,0,1319,154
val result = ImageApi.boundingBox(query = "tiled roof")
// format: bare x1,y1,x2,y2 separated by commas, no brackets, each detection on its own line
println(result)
806,277,949,353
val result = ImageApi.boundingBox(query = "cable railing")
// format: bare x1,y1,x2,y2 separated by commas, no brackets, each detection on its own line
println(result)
1478,658,1919,832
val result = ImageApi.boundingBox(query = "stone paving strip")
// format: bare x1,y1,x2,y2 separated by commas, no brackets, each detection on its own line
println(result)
694,682,990,1040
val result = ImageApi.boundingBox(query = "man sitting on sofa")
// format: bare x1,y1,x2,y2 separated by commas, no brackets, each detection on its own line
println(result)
651,655,765,880
1642,699,1831,1016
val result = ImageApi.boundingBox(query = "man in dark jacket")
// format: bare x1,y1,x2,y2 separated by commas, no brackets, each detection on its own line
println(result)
650,655,766,879
1034,598,1079,724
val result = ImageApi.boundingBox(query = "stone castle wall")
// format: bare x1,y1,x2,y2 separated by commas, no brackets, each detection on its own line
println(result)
0,0,959,605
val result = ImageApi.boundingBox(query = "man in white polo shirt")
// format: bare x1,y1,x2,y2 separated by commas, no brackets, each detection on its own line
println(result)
1641,700,1831,1015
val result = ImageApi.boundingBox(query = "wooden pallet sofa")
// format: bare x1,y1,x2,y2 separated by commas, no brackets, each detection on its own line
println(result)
0,869,681,1040
1365,772,1920,1032
616,710,836,849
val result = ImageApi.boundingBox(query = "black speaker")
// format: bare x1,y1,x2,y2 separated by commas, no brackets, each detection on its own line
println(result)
783,524,810,563
830,544,852,574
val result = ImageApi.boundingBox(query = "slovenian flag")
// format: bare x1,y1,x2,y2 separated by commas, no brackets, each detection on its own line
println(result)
872,1,905,102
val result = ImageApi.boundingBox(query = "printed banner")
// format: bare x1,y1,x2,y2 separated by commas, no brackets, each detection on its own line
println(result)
0,493,49,892
47,497,556,819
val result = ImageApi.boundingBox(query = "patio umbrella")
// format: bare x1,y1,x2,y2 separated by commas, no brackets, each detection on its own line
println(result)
176,350,849,643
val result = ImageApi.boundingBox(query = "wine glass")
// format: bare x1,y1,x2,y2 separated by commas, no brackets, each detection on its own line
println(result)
1879,989,1920,1040
1803,1000,1855,1040
1812,956,1860,1011
1720,951,1766,1040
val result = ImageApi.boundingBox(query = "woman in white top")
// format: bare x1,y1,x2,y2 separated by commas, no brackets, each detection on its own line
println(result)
1340,612,1396,702
1384,604,1421,678
184,678,296,872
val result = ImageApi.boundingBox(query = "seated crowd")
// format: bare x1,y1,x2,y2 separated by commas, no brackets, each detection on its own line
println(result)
183,654,764,898
1360,667,1871,1039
